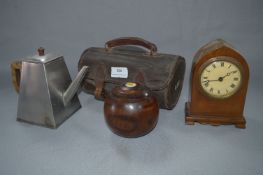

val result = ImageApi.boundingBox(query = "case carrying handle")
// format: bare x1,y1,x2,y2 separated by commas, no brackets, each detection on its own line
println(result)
105,37,157,55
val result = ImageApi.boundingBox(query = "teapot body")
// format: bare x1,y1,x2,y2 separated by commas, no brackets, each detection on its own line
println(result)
11,48,88,128
16,55,81,128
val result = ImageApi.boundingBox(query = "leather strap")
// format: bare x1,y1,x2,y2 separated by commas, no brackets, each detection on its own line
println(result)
134,71,145,85
105,37,157,55
94,63,106,100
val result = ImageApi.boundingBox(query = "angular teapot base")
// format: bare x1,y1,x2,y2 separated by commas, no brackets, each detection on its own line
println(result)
17,103,81,129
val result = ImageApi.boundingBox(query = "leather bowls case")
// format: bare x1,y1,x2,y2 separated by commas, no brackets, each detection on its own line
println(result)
78,37,186,109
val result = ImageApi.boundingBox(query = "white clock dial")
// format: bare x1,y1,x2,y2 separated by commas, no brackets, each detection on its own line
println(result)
200,59,242,98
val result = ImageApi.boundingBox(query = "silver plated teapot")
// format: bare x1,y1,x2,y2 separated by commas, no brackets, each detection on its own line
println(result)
11,47,88,128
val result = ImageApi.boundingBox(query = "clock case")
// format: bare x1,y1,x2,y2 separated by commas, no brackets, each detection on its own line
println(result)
185,39,249,128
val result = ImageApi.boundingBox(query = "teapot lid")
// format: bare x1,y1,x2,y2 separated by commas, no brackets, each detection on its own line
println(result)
25,47,62,63
111,82,149,99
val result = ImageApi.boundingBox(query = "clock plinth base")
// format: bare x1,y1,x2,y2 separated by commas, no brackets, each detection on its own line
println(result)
185,102,246,129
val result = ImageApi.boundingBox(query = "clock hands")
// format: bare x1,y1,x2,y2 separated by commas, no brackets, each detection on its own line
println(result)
221,70,237,79
202,70,237,84
202,79,219,83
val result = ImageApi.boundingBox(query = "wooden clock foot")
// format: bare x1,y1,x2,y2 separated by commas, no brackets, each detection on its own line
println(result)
185,120,195,125
235,123,246,129
185,102,246,129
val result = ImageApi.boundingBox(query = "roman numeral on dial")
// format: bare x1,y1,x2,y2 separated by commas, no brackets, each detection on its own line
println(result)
230,84,236,88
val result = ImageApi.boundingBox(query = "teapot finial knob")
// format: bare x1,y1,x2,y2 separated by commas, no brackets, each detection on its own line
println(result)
37,47,45,56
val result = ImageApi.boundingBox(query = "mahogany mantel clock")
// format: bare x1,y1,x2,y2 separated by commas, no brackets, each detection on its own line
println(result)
185,39,249,128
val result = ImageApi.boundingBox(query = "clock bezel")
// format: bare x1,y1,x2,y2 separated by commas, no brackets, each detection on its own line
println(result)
198,56,244,99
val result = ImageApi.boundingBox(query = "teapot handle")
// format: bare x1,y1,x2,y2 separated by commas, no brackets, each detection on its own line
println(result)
10,61,22,93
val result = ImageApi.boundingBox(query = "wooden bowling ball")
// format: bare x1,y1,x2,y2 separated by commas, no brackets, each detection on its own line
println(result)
104,82,159,138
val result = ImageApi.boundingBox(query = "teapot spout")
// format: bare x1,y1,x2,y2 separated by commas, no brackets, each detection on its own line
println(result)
63,66,89,106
